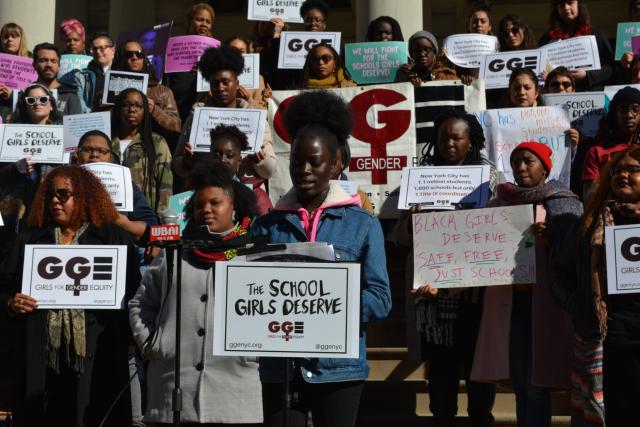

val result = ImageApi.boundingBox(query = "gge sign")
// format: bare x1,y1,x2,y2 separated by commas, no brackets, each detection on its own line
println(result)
621,237,640,262
488,56,538,72
287,37,333,52
38,256,113,296
278,31,341,69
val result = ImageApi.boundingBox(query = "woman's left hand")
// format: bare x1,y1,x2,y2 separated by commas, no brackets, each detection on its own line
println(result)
611,201,640,220
570,69,587,81
253,145,267,163
565,128,580,147
531,222,551,247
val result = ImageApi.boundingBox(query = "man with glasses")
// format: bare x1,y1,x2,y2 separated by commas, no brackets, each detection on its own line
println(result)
85,33,116,107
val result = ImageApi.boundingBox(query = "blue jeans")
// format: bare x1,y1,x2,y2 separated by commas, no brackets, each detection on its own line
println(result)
510,291,551,427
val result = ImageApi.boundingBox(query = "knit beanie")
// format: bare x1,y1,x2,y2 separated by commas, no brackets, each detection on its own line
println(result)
408,31,439,55
511,141,553,173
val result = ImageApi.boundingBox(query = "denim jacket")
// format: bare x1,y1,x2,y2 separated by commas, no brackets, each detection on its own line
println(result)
249,182,392,383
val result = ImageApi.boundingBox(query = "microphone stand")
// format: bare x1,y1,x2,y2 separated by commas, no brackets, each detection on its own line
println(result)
171,244,183,426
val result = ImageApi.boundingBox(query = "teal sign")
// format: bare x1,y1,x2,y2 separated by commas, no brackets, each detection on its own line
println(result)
168,190,194,234
615,22,640,60
345,41,407,85
58,54,92,77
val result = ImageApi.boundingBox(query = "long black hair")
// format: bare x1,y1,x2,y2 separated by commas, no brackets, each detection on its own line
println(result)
420,109,486,166
366,16,404,42
497,14,538,51
301,42,352,86
548,0,591,35
111,39,158,83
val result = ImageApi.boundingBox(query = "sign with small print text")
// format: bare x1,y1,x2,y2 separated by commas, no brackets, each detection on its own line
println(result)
443,34,499,68
83,162,134,212
605,224,640,295
0,53,37,90
189,107,266,153
0,124,65,163
165,35,221,73
63,111,111,151
101,70,149,105
247,0,304,23
541,35,601,71
277,31,341,69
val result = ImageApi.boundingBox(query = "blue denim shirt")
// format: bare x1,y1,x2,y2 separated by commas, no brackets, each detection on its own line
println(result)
249,204,392,383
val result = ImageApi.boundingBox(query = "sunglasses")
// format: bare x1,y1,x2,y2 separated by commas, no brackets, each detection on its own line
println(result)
549,80,573,89
50,188,74,204
124,50,144,59
310,54,334,64
25,95,50,106
501,27,521,37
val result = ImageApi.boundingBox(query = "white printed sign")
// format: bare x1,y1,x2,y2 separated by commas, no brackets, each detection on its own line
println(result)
542,92,605,139
605,224,640,295
443,34,500,68
63,111,111,151
398,165,490,210
472,106,571,186
412,205,536,288
247,0,304,23
21,245,128,309
0,124,65,163
83,162,134,212
101,70,149,105
479,49,545,89
213,261,361,358
198,54,261,92
189,107,267,153
541,35,601,71
277,31,342,69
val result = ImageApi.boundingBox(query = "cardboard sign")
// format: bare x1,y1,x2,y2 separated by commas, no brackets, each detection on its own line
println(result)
472,106,571,185
21,245,128,309
268,83,416,218
189,107,267,153
277,31,341,69
541,35,601,71
345,41,407,84
398,165,490,210
198,53,260,92
542,92,605,139
412,205,536,288
605,224,640,295
0,124,65,163
479,49,545,89
117,21,173,81
168,190,194,233
165,35,221,73
443,34,500,68
0,52,37,90
615,22,640,60
213,261,361,358
58,54,92,77
247,0,304,23
101,70,149,105
62,111,111,151
83,162,134,212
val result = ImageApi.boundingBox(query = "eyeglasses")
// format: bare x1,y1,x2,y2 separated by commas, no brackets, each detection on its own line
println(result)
121,103,144,111
549,80,573,89
124,50,144,59
501,27,521,37
413,46,435,56
616,104,640,116
25,96,50,106
50,188,74,204
310,54,334,64
78,146,110,155
610,165,640,177
304,16,325,24
90,44,113,54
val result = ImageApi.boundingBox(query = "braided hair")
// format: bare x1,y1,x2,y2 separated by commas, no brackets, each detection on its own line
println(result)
420,109,486,166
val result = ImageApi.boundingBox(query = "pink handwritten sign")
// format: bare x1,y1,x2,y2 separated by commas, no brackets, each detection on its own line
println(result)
165,35,221,73
0,53,37,90
632,35,640,56
412,205,536,289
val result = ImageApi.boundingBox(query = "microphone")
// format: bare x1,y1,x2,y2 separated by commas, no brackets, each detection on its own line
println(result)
149,209,181,245
159,208,179,225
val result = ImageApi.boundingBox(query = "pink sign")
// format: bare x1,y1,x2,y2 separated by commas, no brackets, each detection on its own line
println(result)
633,35,640,56
164,35,221,73
0,53,37,90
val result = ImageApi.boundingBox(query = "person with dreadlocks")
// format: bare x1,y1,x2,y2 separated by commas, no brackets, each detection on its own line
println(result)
299,42,356,89
396,109,499,427
366,16,405,42
111,88,173,215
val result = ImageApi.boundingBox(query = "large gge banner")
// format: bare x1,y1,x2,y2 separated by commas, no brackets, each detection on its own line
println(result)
268,83,416,218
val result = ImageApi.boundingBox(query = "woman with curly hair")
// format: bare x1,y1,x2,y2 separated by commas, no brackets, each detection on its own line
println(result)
0,165,140,427
396,110,499,427
539,0,614,91
129,158,262,426
299,42,356,89
251,90,391,427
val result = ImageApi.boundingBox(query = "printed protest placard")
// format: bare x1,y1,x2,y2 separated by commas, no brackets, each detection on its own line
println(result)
83,162,134,212
62,111,111,151
247,0,304,23
0,124,65,163
168,190,194,233
268,83,416,218
198,53,260,92
616,22,640,60
101,70,149,105
345,41,407,85
443,34,499,68
398,165,490,210
117,21,173,81
605,224,640,295
0,52,37,90
21,245,128,309
277,31,341,69
412,205,536,288
189,107,266,153
541,35,600,71
213,261,361,358
472,106,571,185
58,54,92,77
542,91,605,139
479,49,545,89
165,35,221,73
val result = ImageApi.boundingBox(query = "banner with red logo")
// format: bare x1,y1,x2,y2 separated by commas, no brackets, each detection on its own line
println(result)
267,83,416,218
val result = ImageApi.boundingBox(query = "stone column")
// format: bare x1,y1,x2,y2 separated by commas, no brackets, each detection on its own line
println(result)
0,0,57,51
355,0,425,42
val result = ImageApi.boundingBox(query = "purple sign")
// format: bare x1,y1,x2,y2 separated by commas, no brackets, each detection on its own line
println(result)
633,35,640,56
165,35,221,73
0,53,37,90
117,21,173,81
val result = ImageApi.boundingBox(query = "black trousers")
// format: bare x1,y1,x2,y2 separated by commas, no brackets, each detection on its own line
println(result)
262,375,365,427
603,343,640,427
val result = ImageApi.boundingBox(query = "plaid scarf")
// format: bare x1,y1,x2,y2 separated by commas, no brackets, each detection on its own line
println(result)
590,205,614,338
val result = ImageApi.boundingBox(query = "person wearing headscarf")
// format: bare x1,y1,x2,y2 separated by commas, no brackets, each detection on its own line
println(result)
59,18,87,55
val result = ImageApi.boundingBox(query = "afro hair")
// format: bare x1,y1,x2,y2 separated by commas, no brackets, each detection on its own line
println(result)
198,44,245,79
210,124,250,152
300,0,330,19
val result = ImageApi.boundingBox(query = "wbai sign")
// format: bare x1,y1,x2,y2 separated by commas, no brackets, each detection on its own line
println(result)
213,261,361,358
268,83,416,218
605,224,640,295
21,245,128,309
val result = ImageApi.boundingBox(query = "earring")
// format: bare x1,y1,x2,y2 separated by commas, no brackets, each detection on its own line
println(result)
232,210,237,222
